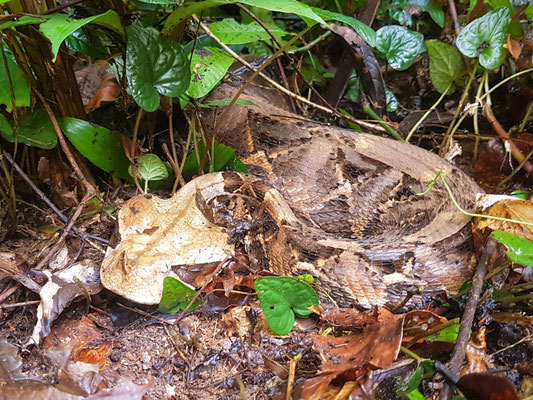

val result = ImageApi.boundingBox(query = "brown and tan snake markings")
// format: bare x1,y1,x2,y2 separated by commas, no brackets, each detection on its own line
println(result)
100,82,482,309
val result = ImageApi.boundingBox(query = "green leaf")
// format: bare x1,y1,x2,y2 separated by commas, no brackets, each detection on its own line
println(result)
187,47,234,99
386,89,399,112
426,40,466,94
58,117,131,181
159,276,200,313
0,51,30,112
209,18,287,44
388,0,444,28
486,0,523,37
64,29,108,59
163,0,326,35
0,109,57,149
397,360,434,397
456,8,511,70
130,154,169,191
492,231,533,265
0,15,45,30
255,276,319,335
182,140,249,178
126,23,190,112
407,389,427,400
427,324,460,343
40,11,123,62
311,7,376,47
510,190,530,200
376,25,424,70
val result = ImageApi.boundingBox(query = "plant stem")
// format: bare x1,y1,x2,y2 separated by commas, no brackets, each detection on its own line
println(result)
406,83,451,142
363,103,403,141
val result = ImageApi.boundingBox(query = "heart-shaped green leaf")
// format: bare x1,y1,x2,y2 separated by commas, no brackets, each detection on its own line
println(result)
129,154,169,191
0,51,30,112
376,25,424,70
59,117,131,180
492,231,533,265
187,47,234,99
456,7,511,70
0,109,56,149
159,276,200,313
255,276,319,335
126,23,191,112
426,40,466,94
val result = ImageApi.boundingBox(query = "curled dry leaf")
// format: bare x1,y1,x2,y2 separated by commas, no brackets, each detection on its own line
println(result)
29,259,102,346
461,326,494,375
85,73,122,111
475,195,533,241
402,309,448,346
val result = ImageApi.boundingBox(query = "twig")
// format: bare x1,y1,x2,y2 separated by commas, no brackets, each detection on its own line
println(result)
173,257,229,324
405,317,460,348
32,89,99,198
237,3,334,111
129,108,145,193
193,16,385,134
2,150,108,250
36,191,94,269
438,237,495,400
0,300,40,309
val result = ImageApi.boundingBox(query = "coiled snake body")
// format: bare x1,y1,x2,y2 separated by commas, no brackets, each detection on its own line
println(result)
100,83,481,309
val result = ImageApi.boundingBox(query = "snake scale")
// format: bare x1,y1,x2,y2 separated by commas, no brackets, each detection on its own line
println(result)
100,81,482,309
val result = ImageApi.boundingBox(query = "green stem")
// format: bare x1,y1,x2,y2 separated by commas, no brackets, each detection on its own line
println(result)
406,83,451,142
400,346,421,361
363,104,403,141
418,172,533,227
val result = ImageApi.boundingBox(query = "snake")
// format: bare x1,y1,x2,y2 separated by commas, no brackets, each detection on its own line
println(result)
100,81,482,309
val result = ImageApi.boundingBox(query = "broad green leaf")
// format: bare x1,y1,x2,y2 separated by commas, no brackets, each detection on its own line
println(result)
456,8,511,70
0,51,30,111
492,231,533,265
0,15,45,30
209,18,287,44
311,7,376,47
388,0,444,28
65,29,108,59
376,26,424,70
187,47,234,99
163,0,326,35
159,276,200,313
40,11,123,62
129,154,169,191
126,23,190,112
487,0,523,37
59,117,131,181
255,276,319,335
426,40,466,94
0,109,56,149
182,140,248,178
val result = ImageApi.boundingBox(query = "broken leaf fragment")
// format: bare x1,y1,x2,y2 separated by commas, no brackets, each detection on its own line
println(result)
159,276,200,313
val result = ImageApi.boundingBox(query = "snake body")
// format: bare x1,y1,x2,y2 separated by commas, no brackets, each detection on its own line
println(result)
100,82,482,308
